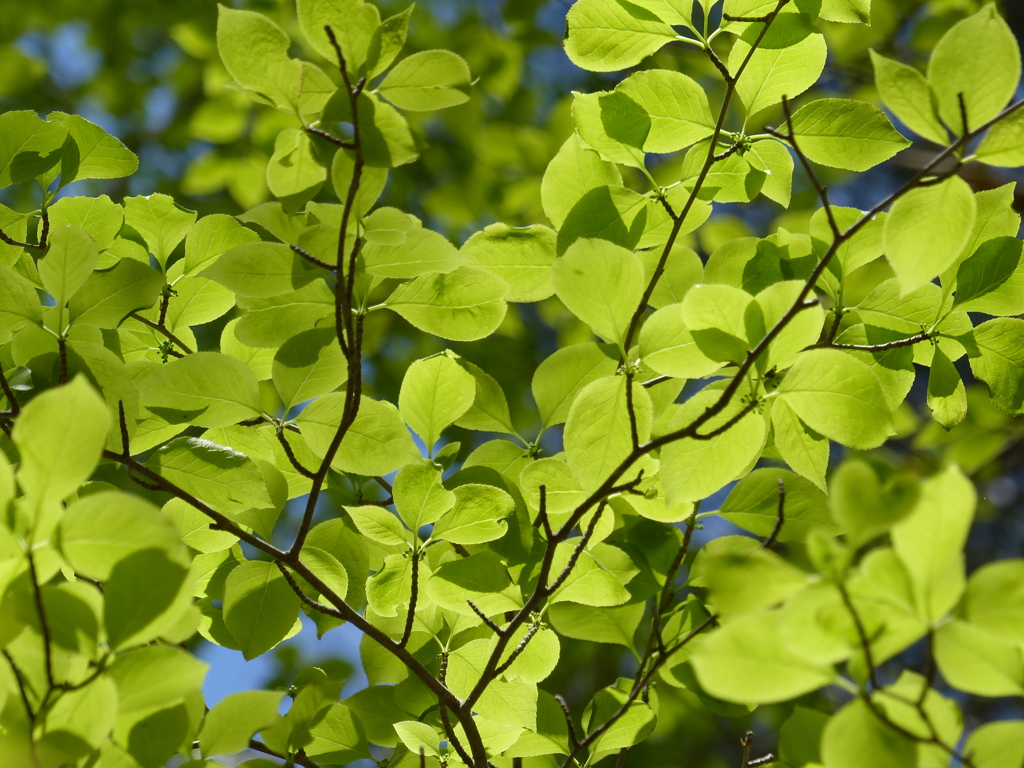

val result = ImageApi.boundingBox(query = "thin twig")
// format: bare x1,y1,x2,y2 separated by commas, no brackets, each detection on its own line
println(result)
494,622,540,677
129,312,195,355
291,243,336,270
26,549,55,690
761,479,785,550
400,551,421,647
467,599,502,634
305,126,355,149
276,429,316,479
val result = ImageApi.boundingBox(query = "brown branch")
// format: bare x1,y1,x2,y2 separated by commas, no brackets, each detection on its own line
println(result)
305,126,354,149
26,549,55,690
400,550,421,647
494,622,540,677
129,312,195,355
291,243,336,271
0,227,44,251
813,331,932,352
0,365,19,414
275,429,316,479
761,478,785,550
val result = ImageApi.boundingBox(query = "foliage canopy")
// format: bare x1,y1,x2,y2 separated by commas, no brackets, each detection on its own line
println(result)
1,0,1024,767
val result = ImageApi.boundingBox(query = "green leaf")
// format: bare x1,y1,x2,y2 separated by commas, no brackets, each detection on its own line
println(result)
548,602,644,648
366,553,417,617
138,352,262,427
829,459,917,548
788,99,910,172
927,346,967,430
533,343,619,429
555,185,651,254
869,52,946,144
454,359,516,434
0,110,68,188
13,376,110,510
49,195,123,252
691,611,835,704
108,646,207,714
891,465,974,621
541,134,622,230
978,108,1024,167
399,353,475,452
183,214,260,277
364,225,465,279
385,266,507,342
324,91,418,168
778,349,894,449
425,551,521,617
104,547,191,649
718,468,836,542
204,241,321,299
615,69,715,153
820,0,870,24
697,540,808,615
731,15,827,117
223,560,301,660
266,129,327,204
346,505,411,547
927,5,1021,133
964,721,1024,768
43,675,118,750
934,620,1024,697
0,265,43,341
822,699,916,768
681,283,761,364
393,721,440,757
147,438,277,535
123,193,196,267
969,318,1024,414
200,690,285,757
433,484,514,545
746,138,795,207
770,399,828,491
38,225,100,308
379,50,471,111
299,394,420,476
273,328,348,412
68,258,164,328
584,683,655,755
393,463,455,530
572,90,649,168
564,375,652,492
639,303,723,380
59,492,182,580
49,111,139,184
965,559,1024,643
552,238,645,351
884,176,976,293
461,224,557,303
660,385,767,505
565,0,677,73
296,0,379,78
953,237,1024,314
306,703,371,764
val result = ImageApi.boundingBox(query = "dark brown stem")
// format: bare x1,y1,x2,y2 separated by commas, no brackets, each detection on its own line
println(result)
129,312,195,354
305,126,354,149
291,243,336,271
57,337,68,384
400,550,421,647
26,549,55,690
275,429,317,479
762,478,785,550
1,649,35,721
0,227,45,251
494,621,540,676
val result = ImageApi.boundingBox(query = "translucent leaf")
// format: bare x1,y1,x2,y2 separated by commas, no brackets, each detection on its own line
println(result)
49,195,124,253
548,602,644,648
953,237,1024,315
829,459,917,548
38,225,100,309
541,134,622,229
223,560,301,660
13,376,110,510
978,109,1024,167
461,224,557,303
788,99,910,172
273,328,348,412
615,69,715,153
49,111,138,184
364,226,466,279
296,0,379,78
107,646,207,714
778,349,894,450
869,52,946,145
927,5,1021,133
533,343,619,429
964,720,1024,768
565,0,677,73
199,690,285,757
551,238,645,351
927,346,967,430
68,259,164,328
392,463,454,530
123,193,196,267
432,484,514,545
884,176,976,293
104,548,191,649
821,699,916,768
968,318,1024,414
138,352,262,428
379,50,471,111
399,353,475,451
965,559,1024,643
0,265,43,341
718,468,836,541
639,303,723,379
346,505,410,547
385,266,507,342
0,110,67,188
266,129,326,203
934,620,1024,697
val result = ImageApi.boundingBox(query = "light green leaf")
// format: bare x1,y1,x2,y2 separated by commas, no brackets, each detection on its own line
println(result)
891,465,974,621
869,52,946,144
68,258,164,328
555,185,651,254
461,224,557,303
366,553,417,616
0,265,43,341
123,193,196,267
267,129,326,203
541,134,622,230
533,343,619,429
778,349,894,450
953,237,1024,315
978,109,1024,167
385,266,507,342
822,699,916,768
969,318,1024,414
364,227,466,279
433,484,514,545
393,463,455,530
273,328,348,412
789,99,910,172
306,703,371,764
565,0,678,73
108,646,207,714
296,0,379,78
965,559,1024,643
0,110,67,188
829,459,917,548
299,394,421,476
552,238,645,351
681,283,760,364
204,241,321,299
49,111,139,184
770,399,828,491
927,346,967,430
660,385,767,505
138,352,262,427
934,620,1024,697
548,602,644,648
454,359,516,434
393,722,440,757
584,684,655,755
379,50,471,111
927,5,1021,133
571,90,648,168
884,175,976,293
698,541,808,615
200,690,285,757
616,69,715,153
38,225,99,309
425,551,521,617
564,376,652,492
104,547,191,649
324,91,418,168
59,492,181,580
639,303,723,380
718,468,836,542
49,195,123,252
13,376,110,511
964,721,1024,768
399,353,475,451
820,0,870,24
346,505,411,547
691,611,835,704
223,560,301,660
731,15,827,117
